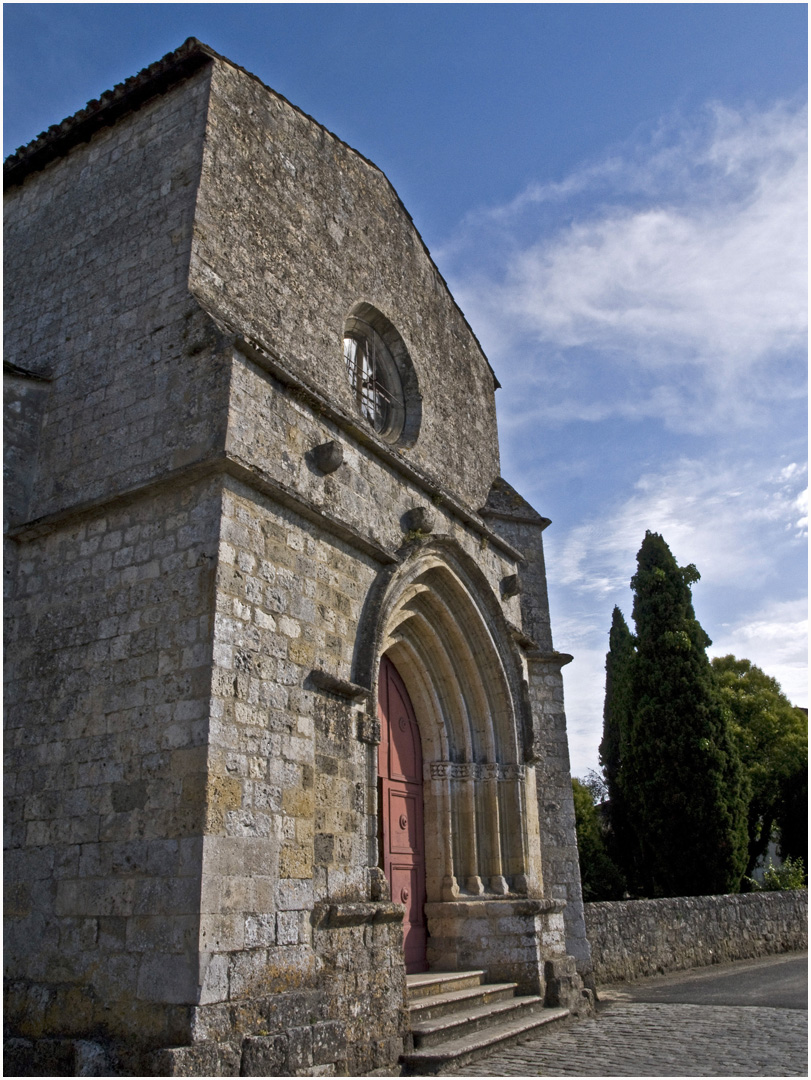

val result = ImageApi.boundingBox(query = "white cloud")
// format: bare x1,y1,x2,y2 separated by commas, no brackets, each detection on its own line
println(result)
562,593,808,776
552,456,807,598
561,643,610,778
792,487,808,537
442,100,807,433
708,597,808,707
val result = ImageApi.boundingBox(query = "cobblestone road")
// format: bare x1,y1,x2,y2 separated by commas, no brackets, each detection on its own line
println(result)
450,1002,807,1077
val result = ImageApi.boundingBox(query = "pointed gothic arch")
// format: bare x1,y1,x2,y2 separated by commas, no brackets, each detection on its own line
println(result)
356,537,545,923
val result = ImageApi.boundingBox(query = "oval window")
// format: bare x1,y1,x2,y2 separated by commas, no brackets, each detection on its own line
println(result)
342,305,421,447
343,304,418,442
343,318,406,443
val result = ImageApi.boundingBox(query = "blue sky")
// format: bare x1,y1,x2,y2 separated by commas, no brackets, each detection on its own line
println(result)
5,3,807,773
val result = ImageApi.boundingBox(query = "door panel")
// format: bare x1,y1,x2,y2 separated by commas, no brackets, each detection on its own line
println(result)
378,656,428,974
387,789,421,854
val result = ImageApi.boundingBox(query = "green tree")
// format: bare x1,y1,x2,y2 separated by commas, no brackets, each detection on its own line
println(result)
776,755,808,869
599,606,636,884
624,531,749,897
712,656,808,875
761,856,807,891
571,778,626,901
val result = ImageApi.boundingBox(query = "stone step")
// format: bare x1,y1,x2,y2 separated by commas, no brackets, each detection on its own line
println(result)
411,993,545,1048
400,1005,570,1075
405,969,486,1000
409,981,519,1022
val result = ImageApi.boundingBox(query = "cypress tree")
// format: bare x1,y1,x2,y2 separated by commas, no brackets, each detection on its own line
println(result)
599,606,636,886
625,531,748,897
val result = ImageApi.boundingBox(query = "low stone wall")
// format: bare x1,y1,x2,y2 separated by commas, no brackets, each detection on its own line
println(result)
585,890,808,984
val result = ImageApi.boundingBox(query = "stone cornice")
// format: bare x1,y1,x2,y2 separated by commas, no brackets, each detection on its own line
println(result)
5,438,526,575
311,901,404,929
5,453,397,567
526,650,574,668
480,476,551,530
3,360,52,382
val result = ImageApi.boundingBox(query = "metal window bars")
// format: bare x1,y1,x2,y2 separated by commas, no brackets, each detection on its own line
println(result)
343,323,403,435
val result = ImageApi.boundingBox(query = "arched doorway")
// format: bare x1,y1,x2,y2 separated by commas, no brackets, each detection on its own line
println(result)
374,549,539,902
359,540,550,990
378,655,428,973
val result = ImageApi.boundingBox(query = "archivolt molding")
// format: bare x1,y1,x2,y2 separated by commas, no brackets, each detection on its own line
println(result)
358,535,542,901
355,535,530,740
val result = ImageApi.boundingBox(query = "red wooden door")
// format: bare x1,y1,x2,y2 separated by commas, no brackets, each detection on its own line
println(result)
378,655,428,973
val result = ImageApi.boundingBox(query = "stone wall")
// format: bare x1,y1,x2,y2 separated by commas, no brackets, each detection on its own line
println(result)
482,489,592,980
4,475,222,1047
585,891,808,984
3,64,227,528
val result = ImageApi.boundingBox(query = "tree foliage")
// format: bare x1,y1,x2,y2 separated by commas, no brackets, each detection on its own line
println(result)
599,606,636,881
775,758,808,869
571,778,626,901
745,856,807,892
713,655,808,873
605,531,749,897
761,856,807,891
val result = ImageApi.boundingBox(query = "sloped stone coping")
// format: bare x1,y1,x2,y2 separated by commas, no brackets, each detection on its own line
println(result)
425,897,566,916
525,649,574,666
307,668,369,700
311,899,404,929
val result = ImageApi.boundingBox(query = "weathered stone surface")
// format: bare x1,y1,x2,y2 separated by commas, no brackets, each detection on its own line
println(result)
151,1042,241,1077
193,58,501,513
241,1034,288,1075
401,506,436,535
2,1036,121,1078
310,441,344,475
312,1020,347,1067
586,890,809,983
3,1037,74,1077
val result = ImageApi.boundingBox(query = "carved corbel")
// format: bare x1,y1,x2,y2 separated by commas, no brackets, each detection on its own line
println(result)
311,440,344,474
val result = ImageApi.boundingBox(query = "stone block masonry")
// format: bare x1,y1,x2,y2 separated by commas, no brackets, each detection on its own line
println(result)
585,890,808,984
3,63,227,527
4,477,223,1048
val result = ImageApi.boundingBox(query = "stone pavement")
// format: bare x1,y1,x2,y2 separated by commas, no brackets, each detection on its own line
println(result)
448,955,808,1077
451,1002,806,1076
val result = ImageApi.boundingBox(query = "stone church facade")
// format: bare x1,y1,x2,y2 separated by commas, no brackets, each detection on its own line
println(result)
4,39,591,1076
